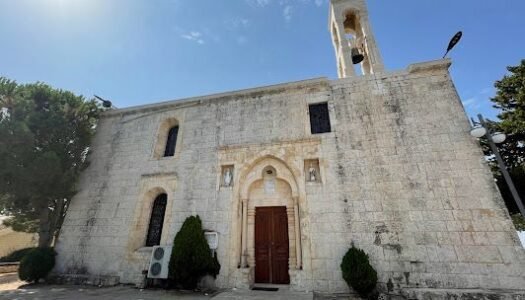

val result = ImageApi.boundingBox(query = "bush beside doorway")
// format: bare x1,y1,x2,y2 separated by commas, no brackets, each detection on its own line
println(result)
168,215,220,290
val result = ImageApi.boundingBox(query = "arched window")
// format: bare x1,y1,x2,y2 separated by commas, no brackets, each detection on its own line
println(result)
164,126,179,157
145,193,168,247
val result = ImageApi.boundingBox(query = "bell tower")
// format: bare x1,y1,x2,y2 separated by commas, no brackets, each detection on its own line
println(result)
329,0,384,78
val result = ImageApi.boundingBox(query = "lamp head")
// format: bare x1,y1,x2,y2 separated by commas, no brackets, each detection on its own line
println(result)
94,95,113,108
443,31,463,58
470,125,487,138
491,132,506,144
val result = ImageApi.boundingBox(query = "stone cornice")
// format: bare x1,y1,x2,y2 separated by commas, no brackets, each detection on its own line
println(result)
407,58,452,74
101,77,329,119
100,59,452,119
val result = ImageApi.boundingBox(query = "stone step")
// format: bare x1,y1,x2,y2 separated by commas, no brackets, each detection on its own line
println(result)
212,288,314,300
313,292,364,300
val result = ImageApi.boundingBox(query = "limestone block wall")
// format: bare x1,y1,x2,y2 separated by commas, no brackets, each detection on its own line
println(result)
54,78,332,286
311,59,525,292
54,59,525,293
0,226,37,258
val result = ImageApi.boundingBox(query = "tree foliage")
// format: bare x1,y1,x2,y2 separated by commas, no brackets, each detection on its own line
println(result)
494,166,525,215
0,77,101,247
482,60,525,170
477,60,525,216
18,247,56,282
0,247,35,263
512,213,525,231
168,215,220,290
340,245,377,297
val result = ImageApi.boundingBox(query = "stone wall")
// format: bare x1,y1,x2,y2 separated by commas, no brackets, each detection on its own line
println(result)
54,59,525,294
0,221,37,258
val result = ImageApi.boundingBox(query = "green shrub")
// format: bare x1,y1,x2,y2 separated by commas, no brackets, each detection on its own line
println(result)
512,214,525,231
168,216,220,289
210,253,221,278
340,245,377,297
18,247,56,282
0,247,35,262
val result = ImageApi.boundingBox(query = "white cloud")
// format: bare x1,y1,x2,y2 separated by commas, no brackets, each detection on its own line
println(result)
237,36,248,45
181,31,205,44
283,5,293,22
245,0,271,7
245,0,325,23
462,97,477,107
225,18,250,30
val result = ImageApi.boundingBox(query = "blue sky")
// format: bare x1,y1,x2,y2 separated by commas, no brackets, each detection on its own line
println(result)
1,0,524,120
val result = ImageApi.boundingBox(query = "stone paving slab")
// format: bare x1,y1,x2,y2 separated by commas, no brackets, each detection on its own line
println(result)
0,283,317,300
0,284,213,300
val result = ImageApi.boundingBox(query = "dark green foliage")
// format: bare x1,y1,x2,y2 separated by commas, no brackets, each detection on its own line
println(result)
478,60,525,215
512,214,525,231
18,247,55,282
494,166,525,215
210,253,221,279
0,77,103,247
341,246,377,297
0,247,35,262
490,59,525,169
168,216,221,289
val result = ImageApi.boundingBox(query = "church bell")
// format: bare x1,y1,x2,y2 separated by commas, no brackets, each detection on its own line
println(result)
351,47,364,65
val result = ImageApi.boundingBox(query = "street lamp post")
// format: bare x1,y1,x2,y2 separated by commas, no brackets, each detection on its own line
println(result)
470,114,525,217
94,95,113,108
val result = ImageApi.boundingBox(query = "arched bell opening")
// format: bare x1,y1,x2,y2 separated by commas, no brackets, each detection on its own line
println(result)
343,10,370,75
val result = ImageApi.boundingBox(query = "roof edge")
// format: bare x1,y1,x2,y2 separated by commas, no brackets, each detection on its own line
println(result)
102,77,329,117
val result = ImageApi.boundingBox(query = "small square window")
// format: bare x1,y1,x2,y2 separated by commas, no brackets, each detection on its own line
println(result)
309,103,331,134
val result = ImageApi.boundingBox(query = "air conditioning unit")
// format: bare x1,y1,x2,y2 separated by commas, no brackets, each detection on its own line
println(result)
147,245,173,279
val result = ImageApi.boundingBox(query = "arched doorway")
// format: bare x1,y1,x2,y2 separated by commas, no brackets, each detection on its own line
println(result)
254,206,289,284
249,167,292,284
237,157,302,286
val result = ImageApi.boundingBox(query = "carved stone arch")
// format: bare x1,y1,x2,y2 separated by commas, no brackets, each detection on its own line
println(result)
236,155,304,280
128,174,176,252
342,9,362,35
153,117,180,158
239,155,299,200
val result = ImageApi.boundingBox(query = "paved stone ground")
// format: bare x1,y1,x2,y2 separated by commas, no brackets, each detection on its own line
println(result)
0,278,213,300
0,275,315,300
213,288,313,300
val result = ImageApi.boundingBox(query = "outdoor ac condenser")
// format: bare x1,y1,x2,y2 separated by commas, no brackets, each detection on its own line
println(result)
147,245,173,279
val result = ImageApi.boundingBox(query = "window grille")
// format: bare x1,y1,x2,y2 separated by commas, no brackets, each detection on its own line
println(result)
309,103,331,134
164,126,179,157
146,194,168,247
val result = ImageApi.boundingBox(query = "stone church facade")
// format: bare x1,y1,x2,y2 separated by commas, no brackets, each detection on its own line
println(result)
55,0,525,296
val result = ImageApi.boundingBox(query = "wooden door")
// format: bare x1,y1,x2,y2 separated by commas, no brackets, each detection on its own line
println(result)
255,206,290,284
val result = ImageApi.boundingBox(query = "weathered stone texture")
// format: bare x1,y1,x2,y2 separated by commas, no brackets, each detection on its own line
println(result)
54,59,525,295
